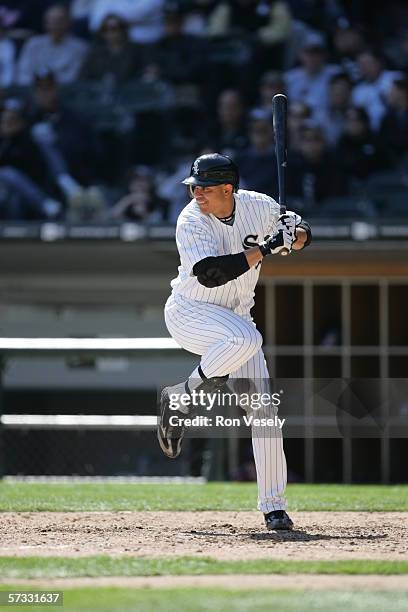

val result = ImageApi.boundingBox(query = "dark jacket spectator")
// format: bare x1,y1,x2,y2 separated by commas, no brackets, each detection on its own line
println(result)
80,14,147,83
28,71,100,187
0,100,48,187
149,7,205,85
0,99,62,220
380,78,408,161
288,122,347,207
335,107,390,180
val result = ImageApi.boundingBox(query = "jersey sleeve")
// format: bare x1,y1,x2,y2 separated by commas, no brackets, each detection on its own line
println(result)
265,195,281,236
176,216,219,275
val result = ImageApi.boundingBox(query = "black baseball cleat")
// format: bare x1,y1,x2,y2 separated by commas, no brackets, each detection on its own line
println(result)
157,386,188,459
264,510,294,531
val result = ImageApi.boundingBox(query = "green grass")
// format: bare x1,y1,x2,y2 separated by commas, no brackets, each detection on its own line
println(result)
0,556,407,579
0,483,407,512
1,587,407,612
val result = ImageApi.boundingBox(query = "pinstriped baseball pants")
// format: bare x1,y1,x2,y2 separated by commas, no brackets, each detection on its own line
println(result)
165,292,287,513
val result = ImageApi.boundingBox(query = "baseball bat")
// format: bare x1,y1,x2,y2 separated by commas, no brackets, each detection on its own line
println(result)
272,94,290,255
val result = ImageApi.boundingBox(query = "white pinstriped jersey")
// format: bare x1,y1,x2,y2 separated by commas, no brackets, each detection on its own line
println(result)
171,189,295,316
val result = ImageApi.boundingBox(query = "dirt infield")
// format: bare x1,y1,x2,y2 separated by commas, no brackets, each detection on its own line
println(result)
1,511,407,561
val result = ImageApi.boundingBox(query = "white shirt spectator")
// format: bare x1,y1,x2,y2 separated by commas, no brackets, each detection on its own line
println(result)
89,0,164,44
17,35,88,85
352,70,402,131
284,63,340,113
0,36,15,87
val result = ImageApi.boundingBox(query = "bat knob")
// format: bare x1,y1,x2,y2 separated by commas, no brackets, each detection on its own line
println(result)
280,248,290,256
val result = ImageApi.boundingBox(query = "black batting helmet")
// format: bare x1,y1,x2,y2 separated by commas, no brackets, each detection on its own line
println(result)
182,153,239,192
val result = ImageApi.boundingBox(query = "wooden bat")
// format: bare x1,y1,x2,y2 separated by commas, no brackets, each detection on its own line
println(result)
272,93,289,255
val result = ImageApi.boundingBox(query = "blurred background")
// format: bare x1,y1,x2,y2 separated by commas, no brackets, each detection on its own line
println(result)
0,0,407,484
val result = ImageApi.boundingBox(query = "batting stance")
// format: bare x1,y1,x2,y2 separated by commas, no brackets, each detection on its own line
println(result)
158,153,312,530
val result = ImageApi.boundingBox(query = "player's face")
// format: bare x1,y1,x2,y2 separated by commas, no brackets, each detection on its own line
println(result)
191,184,233,216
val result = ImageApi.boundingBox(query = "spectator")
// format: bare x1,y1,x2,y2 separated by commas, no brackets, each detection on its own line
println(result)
315,72,353,146
285,0,345,31
157,144,216,223
284,33,340,113
385,28,408,72
149,5,205,86
110,165,169,222
210,89,248,155
88,0,165,44
287,122,347,209
380,78,408,161
352,49,402,131
80,14,147,83
0,99,62,219
181,0,220,37
256,70,285,113
207,0,292,72
332,23,366,83
287,101,312,153
17,4,88,86
28,70,105,217
0,1,56,34
70,0,96,38
0,13,15,88
237,107,277,196
335,107,390,181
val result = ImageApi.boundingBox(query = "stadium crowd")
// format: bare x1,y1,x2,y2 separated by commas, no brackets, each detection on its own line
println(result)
0,0,407,222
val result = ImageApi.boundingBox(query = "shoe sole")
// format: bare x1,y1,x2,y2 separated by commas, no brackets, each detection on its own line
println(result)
157,388,183,459
266,522,294,531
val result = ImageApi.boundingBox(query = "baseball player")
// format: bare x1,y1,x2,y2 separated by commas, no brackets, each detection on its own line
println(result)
158,153,312,530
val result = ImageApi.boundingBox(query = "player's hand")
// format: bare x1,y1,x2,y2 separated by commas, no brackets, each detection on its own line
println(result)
259,228,294,256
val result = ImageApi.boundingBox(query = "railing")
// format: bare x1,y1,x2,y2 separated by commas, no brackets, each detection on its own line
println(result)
0,338,182,478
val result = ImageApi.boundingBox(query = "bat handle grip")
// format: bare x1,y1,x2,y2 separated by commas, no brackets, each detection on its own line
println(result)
279,203,290,256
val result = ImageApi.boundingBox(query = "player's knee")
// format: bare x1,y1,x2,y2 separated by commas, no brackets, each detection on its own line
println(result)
252,329,264,353
235,328,263,355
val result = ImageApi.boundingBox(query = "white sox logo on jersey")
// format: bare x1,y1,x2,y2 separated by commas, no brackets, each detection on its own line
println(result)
242,234,271,250
243,234,270,269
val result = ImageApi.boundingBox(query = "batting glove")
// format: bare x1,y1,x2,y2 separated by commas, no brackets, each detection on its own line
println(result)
259,228,294,256
277,212,297,236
